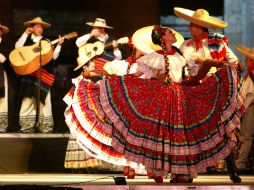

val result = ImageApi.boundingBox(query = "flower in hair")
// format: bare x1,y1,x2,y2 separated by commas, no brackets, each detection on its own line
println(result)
153,25,166,37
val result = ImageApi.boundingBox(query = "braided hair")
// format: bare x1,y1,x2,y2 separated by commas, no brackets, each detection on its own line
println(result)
152,25,184,83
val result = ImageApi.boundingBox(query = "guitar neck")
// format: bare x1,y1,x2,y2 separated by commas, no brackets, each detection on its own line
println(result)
104,42,113,48
50,32,78,45
51,39,60,45
103,37,128,48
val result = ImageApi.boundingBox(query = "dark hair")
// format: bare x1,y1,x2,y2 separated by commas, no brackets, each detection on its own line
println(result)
151,25,166,46
202,27,209,32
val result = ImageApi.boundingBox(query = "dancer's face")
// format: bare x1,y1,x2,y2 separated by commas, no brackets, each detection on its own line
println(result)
161,28,177,45
85,61,95,71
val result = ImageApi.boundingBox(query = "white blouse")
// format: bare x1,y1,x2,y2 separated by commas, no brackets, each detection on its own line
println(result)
137,51,186,82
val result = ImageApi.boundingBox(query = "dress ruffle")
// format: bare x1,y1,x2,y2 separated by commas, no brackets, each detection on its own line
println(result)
99,66,245,177
137,52,165,70
64,66,245,177
64,79,146,174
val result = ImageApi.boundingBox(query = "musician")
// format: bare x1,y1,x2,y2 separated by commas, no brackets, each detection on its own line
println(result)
235,45,254,171
76,17,130,69
0,23,9,133
14,17,64,133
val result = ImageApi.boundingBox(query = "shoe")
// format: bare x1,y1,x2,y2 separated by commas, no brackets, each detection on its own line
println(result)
127,168,135,179
123,166,130,176
170,178,193,183
229,173,241,183
19,128,35,133
153,175,163,183
170,174,193,183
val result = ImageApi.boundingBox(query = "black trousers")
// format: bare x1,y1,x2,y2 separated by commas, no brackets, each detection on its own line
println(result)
225,148,237,174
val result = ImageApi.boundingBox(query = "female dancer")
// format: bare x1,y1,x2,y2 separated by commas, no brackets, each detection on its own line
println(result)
65,25,243,183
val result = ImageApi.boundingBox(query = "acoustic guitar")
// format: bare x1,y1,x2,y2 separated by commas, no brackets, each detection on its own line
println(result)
77,37,129,66
9,32,78,75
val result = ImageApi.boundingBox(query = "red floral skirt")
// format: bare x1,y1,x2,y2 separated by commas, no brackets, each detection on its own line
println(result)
64,66,245,177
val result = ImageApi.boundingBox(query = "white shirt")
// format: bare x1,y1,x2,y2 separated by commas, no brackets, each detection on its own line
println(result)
0,38,6,63
15,33,62,60
76,33,122,59
180,38,237,76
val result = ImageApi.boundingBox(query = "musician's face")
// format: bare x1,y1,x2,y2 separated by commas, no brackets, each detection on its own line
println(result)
33,24,44,36
93,27,105,34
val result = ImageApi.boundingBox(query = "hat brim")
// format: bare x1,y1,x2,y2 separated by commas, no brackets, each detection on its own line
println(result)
132,26,184,54
74,57,92,71
174,7,228,30
86,22,113,29
236,45,254,60
0,25,9,34
24,21,51,28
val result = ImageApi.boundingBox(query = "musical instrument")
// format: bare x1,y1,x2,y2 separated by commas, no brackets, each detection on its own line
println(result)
9,32,78,75
77,37,129,66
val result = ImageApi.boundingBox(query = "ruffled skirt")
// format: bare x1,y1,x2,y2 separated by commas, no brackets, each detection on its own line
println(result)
64,66,245,177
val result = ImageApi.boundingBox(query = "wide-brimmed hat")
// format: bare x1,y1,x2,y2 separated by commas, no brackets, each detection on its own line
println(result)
236,45,254,60
74,41,104,71
24,17,51,28
132,25,184,54
75,56,93,71
86,18,113,29
0,24,9,35
174,7,228,30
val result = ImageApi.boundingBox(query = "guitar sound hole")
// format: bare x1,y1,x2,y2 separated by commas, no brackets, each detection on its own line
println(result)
93,47,98,51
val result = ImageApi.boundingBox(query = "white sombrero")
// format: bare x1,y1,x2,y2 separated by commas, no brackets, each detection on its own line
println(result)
132,25,184,54
24,17,51,28
0,24,9,35
75,56,93,71
74,41,104,71
174,7,228,30
86,18,113,29
236,45,254,60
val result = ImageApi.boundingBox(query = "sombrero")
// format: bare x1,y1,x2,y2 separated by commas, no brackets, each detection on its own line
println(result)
24,17,51,28
132,25,184,54
174,7,228,30
236,45,254,60
86,18,113,29
0,24,9,35
74,41,104,71
75,56,93,71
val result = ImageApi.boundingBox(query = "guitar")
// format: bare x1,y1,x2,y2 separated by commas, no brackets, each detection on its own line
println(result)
9,32,78,75
78,36,129,57
77,37,129,65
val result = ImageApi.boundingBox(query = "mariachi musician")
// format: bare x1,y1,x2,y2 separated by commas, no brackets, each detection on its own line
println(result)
0,23,9,133
14,17,64,133
75,18,130,75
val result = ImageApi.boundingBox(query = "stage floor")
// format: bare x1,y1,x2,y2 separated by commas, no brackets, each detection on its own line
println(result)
0,174,254,190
